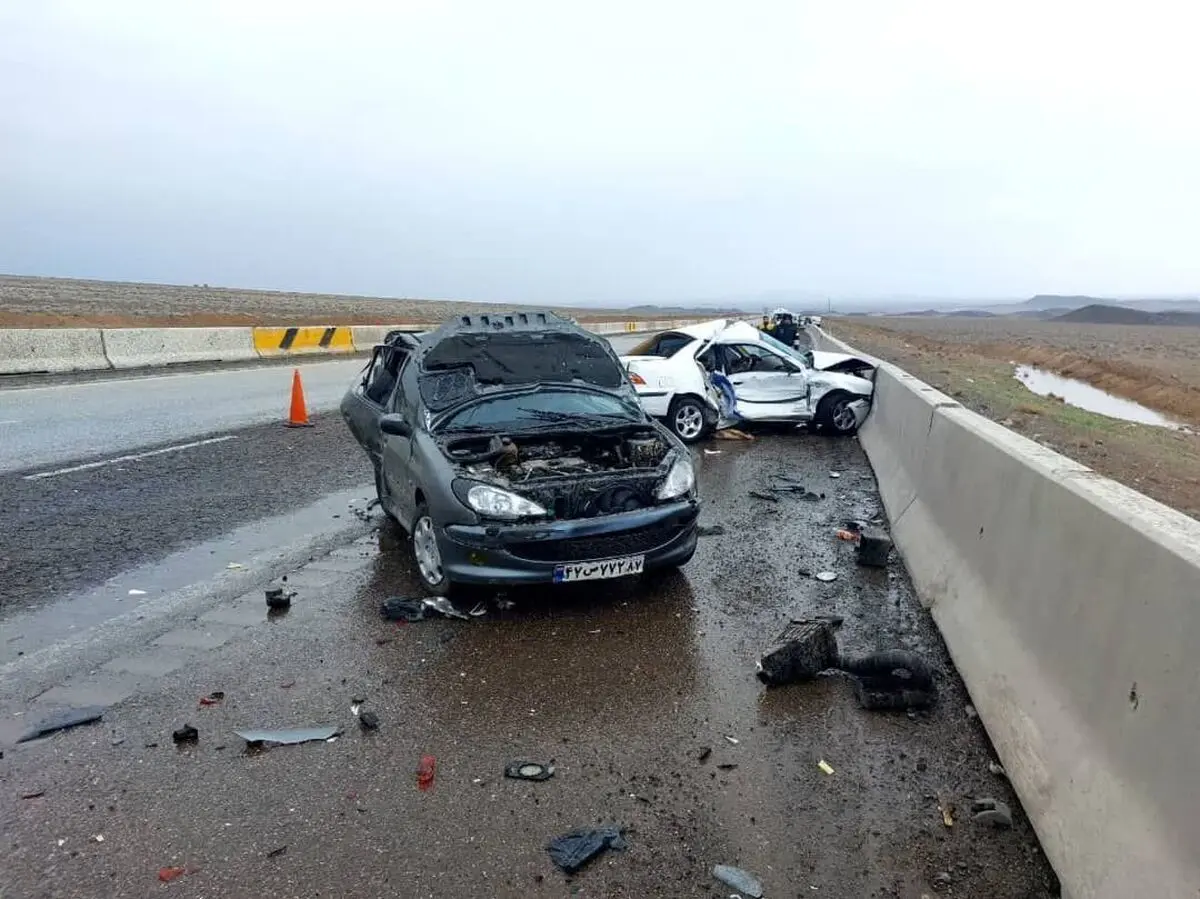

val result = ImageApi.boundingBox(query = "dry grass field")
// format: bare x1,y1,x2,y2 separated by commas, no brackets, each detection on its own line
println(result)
829,315,1200,520
0,275,716,328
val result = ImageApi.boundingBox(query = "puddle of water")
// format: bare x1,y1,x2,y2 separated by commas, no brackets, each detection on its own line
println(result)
1014,365,1178,428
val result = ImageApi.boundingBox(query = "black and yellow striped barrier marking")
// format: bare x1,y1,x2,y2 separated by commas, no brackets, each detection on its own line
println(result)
253,326,354,355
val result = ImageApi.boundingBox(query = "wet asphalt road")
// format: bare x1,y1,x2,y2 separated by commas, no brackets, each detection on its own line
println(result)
0,433,1058,898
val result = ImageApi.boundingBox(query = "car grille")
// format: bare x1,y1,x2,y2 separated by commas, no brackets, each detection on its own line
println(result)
507,522,683,562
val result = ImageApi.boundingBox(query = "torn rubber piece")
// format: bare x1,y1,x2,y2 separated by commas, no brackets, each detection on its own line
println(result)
16,705,104,743
546,826,627,873
504,760,555,781
853,680,936,711
234,726,339,746
840,650,935,691
756,617,842,686
265,587,294,610
380,597,426,622
713,864,764,898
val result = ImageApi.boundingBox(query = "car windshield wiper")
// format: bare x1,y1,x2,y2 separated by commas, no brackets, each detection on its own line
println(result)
520,409,637,426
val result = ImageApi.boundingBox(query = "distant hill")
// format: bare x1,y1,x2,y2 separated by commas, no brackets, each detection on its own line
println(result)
1054,304,1200,326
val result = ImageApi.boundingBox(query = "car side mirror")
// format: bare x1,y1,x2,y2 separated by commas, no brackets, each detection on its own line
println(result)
380,414,412,438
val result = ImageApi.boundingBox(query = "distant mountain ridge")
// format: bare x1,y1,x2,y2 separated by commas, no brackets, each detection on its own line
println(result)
1054,303,1200,326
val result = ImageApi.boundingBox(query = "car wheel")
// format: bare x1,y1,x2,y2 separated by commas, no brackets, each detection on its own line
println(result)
374,463,399,523
815,391,860,436
668,396,709,444
411,503,454,596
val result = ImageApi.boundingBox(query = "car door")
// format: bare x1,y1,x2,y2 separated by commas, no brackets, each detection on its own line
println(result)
719,343,811,421
379,358,419,528
343,345,409,468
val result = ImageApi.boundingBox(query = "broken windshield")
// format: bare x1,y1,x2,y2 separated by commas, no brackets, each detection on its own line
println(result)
437,388,642,433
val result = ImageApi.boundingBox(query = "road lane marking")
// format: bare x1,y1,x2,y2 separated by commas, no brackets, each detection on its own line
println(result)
22,435,239,481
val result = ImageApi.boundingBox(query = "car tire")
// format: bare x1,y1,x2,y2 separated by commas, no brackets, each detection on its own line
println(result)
667,395,710,444
411,502,455,597
374,463,399,523
815,391,860,436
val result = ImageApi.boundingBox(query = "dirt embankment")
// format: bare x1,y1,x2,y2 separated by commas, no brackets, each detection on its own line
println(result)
828,317,1200,521
0,275,726,328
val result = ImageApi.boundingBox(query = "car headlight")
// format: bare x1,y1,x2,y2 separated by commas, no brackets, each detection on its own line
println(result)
656,455,695,500
465,484,548,519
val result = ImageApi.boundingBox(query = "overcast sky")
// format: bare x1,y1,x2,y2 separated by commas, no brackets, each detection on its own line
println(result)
3,1,1199,306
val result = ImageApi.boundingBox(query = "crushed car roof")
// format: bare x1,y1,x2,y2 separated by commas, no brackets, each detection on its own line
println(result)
415,312,627,412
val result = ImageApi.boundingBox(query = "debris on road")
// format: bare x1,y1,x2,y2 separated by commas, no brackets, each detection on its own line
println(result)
267,845,288,858
697,746,712,762
468,601,488,617
856,528,893,567
546,825,627,873
265,587,294,610
21,790,46,800
988,760,1007,777
198,691,225,707
717,762,738,771
358,711,380,731
504,760,555,781
756,617,841,686
843,650,937,711
714,428,753,441
835,528,859,541
380,596,425,622
713,864,764,898
158,866,189,883
380,596,472,622
940,802,955,827
815,571,838,582
226,562,245,570
703,448,721,455
724,735,740,745
234,726,339,746
696,524,726,537
16,705,104,743
172,725,199,745
417,754,437,791
423,597,470,619
971,797,1013,828
749,490,779,502
829,471,841,479
818,759,835,775
128,589,146,596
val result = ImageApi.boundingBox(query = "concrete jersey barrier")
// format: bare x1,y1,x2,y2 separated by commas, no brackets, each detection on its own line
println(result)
0,328,109,375
253,326,355,356
0,318,722,376
811,326,1200,898
102,327,257,369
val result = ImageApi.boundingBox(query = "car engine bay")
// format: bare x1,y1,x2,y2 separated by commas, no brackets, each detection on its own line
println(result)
443,428,676,518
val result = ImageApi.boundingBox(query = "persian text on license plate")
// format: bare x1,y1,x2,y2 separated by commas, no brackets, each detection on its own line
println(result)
553,555,645,583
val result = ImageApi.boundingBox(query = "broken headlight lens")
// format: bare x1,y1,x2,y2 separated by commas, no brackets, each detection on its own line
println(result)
465,484,548,520
655,455,695,500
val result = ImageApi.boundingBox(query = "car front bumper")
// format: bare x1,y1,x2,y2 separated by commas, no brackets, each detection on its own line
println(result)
438,499,700,585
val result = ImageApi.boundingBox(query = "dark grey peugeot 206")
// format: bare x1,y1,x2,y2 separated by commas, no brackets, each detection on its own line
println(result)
341,312,699,596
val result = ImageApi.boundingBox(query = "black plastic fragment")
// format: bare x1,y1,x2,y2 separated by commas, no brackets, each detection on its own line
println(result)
505,760,555,781
172,724,199,745
546,826,627,873
380,597,426,622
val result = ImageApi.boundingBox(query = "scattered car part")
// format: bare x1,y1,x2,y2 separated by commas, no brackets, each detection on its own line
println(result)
358,711,380,731
158,867,188,883
856,528,893,567
172,725,199,745
423,597,469,620
504,760,555,781
756,617,842,685
417,754,437,791
712,864,764,898
546,826,627,873
234,726,339,746
380,596,426,622
16,705,104,743
818,759,835,775
971,797,1013,828
815,571,838,582
265,587,294,610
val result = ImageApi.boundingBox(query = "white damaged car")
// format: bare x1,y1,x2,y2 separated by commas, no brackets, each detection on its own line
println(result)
620,319,875,443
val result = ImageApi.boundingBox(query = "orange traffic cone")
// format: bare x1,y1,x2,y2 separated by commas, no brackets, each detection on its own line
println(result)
285,369,313,428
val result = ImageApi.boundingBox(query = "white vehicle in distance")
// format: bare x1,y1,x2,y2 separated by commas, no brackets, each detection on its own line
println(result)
619,319,876,443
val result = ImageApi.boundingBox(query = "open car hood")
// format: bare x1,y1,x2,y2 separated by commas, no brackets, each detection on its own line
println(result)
808,350,876,373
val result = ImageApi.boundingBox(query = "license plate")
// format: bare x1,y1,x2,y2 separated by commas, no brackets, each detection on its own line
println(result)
553,554,645,583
